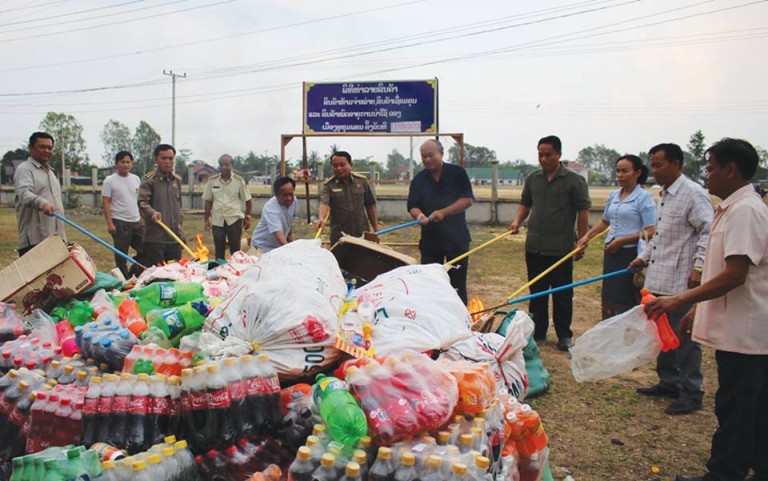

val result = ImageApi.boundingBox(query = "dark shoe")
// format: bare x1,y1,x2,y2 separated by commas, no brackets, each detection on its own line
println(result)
636,383,680,398
665,398,702,415
557,337,572,351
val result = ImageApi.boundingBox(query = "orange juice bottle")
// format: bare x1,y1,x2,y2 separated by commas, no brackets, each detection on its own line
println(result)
518,404,548,453
456,371,485,415
505,411,536,457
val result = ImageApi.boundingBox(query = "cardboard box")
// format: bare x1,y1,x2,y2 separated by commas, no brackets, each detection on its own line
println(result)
330,235,417,286
0,235,97,313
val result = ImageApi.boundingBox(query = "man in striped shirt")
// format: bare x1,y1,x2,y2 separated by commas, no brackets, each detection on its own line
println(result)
630,143,713,416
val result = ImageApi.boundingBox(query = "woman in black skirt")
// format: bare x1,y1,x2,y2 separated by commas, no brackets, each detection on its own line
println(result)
577,155,657,319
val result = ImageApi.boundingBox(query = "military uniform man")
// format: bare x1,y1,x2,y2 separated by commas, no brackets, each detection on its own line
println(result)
317,151,378,245
138,144,185,266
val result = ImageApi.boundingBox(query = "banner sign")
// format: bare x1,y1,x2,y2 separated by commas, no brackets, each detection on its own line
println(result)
303,80,437,135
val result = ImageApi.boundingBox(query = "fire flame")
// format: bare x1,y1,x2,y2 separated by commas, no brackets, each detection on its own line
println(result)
468,296,485,324
194,233,209,262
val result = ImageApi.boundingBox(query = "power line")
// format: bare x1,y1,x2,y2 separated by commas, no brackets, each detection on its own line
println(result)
0,0,147,28
0,0,73,15
0,0,234,44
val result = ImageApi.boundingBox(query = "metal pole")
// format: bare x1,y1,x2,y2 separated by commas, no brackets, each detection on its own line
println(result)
163,70,187,147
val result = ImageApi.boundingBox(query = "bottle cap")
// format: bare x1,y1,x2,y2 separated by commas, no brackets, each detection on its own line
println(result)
257,353,270,362
353,449,366,463
164,435,177,445
460,433,474,446
17,380,29,390
306,435,319,447
162,447,175,458
377,446,392,459
345,462,360,476
401,452,416,466
77,371,88,380
222,358,236,367
476,456,490,469
358,435,371,448
137,373,149,381
206,364,219,374
452,463,468,475
132,461,146,471
321,453,335,467
120,372,133,381
63,365,74,374
293,446,310,459
103,460,116,470
147,454,161,465
174,440,188,450
426,455,443,469
91,376,102,384
313,424,326,435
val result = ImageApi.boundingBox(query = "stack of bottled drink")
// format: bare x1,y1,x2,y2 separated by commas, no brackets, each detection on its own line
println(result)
8,445,102,481
123,344,193,376
75,318,138,371
0,304,27,344
181,354,281,453
93,437,202,481
26,383,87,452
0,336,59,372
195,437,286,481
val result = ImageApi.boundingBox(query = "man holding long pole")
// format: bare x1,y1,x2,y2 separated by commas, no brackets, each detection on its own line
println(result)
138,144,185,266
508,135,591,351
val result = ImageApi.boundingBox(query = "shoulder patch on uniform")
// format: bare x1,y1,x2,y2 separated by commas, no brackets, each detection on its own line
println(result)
352,173,368,179
210,173,221,180
144,171,156,180
324,176,336,185
172,172,182,181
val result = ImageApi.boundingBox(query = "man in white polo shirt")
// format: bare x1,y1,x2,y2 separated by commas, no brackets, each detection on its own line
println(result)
102,150,145,277
646,138,768,481
250,176,297,253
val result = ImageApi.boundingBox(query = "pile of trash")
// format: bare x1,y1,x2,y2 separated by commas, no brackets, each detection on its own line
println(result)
0,237,550,481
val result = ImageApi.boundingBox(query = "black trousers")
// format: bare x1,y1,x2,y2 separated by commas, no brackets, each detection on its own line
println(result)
420,241,470,305
212,219,243,261
110,219,145,277
144,243,182,267
705,350,768,481
525,251,573,341
18,244,37,257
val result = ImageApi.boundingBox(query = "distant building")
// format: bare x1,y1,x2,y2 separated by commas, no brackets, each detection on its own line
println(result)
189,160,217,184
562,160,589,183
465,167,527,186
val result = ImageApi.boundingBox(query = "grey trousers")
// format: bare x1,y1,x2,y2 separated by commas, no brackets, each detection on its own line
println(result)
654,298,704,402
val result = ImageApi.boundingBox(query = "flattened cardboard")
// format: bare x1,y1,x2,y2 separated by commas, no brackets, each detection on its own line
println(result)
0,235,97,313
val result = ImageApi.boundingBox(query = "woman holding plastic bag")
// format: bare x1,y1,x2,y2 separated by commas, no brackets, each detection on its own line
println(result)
576,155,656,319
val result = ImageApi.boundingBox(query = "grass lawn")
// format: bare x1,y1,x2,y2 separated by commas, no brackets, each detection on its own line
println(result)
0,206,716,481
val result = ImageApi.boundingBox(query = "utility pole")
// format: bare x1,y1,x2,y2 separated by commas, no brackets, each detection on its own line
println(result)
162,70,187,147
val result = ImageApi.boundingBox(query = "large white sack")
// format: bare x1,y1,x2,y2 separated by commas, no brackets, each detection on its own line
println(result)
345,263,473,355
441,310,534,400
570,305,662,382
204,239,347,380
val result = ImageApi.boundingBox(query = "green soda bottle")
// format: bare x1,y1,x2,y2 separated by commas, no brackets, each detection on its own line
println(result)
68,300,95,327
145,300,210,346
130,282,204,308
312,374,368,447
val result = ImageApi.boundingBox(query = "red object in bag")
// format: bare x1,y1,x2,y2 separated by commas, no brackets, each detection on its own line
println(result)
640,289,680,352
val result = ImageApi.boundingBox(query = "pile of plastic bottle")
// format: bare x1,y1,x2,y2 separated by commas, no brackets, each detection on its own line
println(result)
0,265,554,481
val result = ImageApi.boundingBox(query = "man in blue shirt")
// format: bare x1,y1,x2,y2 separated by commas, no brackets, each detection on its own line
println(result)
407,139,474,304
250,176,297,253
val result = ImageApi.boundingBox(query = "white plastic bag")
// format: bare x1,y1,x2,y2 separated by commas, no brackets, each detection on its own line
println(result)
343,264,472,355
205,239,346,380
440,310,533,400
570,305,661,382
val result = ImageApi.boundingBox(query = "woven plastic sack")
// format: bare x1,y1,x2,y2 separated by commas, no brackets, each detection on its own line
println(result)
570,305,661,382
344,264,472,355
204,239,346,381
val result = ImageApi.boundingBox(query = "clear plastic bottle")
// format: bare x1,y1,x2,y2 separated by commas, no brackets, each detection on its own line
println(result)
421,455,444,481
161,446,182,481
470,455,492,481
340,461,362,481
146,453,167,481
305,435,325,469
448,462,469,481
311,453,338,481
287,445,314,481
352,449,368,481
368,446,395,481
393,452,419,481
131,460,152,481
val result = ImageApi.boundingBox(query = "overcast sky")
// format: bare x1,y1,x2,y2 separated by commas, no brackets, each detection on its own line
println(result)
1,0,767,168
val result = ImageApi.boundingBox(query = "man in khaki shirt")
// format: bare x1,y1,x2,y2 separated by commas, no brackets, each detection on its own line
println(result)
646,138,768,481
203,154,253,260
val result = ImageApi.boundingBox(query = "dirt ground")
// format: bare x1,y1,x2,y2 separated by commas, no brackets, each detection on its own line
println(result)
0,208,717,481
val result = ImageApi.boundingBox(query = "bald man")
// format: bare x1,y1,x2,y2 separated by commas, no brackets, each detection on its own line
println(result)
407,139,474,304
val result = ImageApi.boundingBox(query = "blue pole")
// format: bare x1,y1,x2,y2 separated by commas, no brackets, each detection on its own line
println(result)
374,219,421,235
507,268,632,306
53,212,146,269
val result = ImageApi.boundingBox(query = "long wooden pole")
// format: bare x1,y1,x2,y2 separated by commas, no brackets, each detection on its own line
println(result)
155,219,197,259
444,231,513,266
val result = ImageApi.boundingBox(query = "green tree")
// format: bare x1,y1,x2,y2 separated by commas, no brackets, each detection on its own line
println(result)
38,111,90,176
754,145,768,181
132,121,161,175
99,120,132,165
502,159,538,179
684,129,706,180
175,148,193,178
575,144,621,184
448,143,497,168
2,147,28,184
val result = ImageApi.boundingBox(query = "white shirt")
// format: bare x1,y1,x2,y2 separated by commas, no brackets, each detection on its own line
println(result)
693,184,768,355
102,173,141,222
639,175,713,296
250,196,297,252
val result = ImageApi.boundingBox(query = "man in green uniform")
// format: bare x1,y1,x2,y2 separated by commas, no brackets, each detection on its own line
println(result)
317,150,378,245
203,154,253,260
138,144,185,266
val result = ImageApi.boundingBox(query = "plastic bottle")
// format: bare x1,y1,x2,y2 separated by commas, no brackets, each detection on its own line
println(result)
517,405,547,453
368,446,395,481
147,374,171,445
205,449,230,481
99,460,119,481
126,373,150,453
257,353,282,432
312,374,368,447
145,301,209,347
108,373,134,448
640,289,681,352
420,455,443,481
161,446,182,481
352,449,368,480
305,435,324,469
55,321,80,357
166,375,182,437
339,461,362,481
470,455,491,481
174,440,199,481
130,282,204,308
118,298,147,337
448,462,470,481
57,364,76,385
311,453,338,481
94,374,116,444
130,460,152,481
26,391,47,453
207,363,237,447
221,357,248,437
226,444,260,480
393,452,418,481
287,447,315,481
